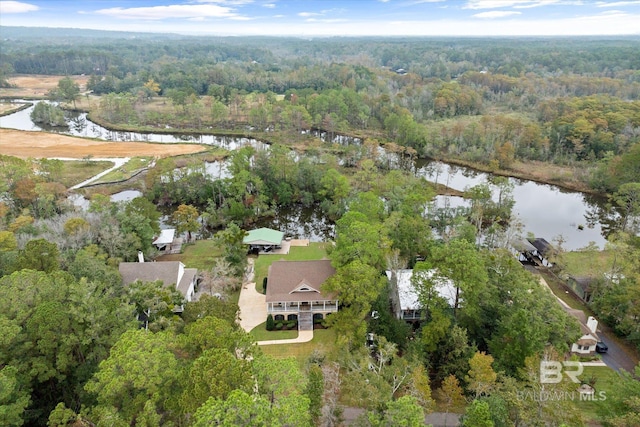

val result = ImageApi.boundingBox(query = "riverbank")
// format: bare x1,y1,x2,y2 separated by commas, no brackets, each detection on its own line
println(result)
1,93,605,198
0,101,32,117
430,156,599,196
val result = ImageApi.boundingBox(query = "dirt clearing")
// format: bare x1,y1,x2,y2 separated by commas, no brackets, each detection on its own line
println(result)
0,75,90,98
0,128,208,159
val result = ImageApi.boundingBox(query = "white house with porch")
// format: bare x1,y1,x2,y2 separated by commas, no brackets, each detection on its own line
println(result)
266,260,338,329
386,269,457,321
571,315,600,355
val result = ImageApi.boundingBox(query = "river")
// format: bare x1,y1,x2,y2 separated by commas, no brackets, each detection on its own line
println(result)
0,100,616,250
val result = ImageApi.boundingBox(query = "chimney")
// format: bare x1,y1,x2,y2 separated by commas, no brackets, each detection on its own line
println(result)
586,316,598,334
138,251,144,263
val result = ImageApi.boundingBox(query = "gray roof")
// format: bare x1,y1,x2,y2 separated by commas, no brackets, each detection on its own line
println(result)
178,268,198,297
528,237,554,255
511,238,537,253
119,261,196,300
266,260,336,303
120,261,182,287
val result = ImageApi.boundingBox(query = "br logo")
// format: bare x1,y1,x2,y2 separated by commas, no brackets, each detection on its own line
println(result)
540,361,583,384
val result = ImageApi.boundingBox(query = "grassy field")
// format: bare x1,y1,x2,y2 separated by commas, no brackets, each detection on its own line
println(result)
57,159,114,188
93,156,152,184
562,250,614,278
157,239,223,271
253,242,331,293
539,269,594,315
259,329,337,367
575,366,620,421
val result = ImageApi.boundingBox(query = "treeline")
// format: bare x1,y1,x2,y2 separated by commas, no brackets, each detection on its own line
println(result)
4,29,640,189
3,28,640,78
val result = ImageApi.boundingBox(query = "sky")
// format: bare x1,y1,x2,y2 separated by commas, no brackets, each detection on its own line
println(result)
1,0,640,37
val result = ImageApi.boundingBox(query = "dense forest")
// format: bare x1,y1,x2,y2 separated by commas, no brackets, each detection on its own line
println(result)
1,28,640,426
4,28,639,192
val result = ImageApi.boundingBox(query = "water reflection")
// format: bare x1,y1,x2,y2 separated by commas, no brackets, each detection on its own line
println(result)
420,160,615,250
1,99,620,250
254,204,335,242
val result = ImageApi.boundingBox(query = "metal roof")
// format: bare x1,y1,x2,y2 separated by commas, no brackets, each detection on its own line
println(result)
152,229,175,246
243,227,284,245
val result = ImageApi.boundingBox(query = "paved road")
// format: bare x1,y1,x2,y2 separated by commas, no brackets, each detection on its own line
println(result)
597,325,638,373
534,270,638,374
342,407,461,426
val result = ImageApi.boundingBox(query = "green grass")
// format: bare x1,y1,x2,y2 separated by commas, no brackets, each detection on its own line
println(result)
575,366,620,421
157,239,223,271
562,250,614,278
259,328,337,366
59,160,115,188
253,242,331,293
94,156,152,184
538,269,594,315
250,321,298,341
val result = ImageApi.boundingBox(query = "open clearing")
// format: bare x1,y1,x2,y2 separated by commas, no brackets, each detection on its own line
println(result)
0,128,208,159
0,74,90,98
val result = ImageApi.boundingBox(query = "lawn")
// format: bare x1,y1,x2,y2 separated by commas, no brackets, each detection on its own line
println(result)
538,269,594,315
59,159,115,188
562,249,614,278
250,321,298,341
93,156,153,184
575,366,620,421
258,329,337,367
157,239,223,272
253,242,331,293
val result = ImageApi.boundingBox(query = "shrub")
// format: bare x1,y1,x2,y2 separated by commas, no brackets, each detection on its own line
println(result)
266,314,274,331
275,322,283,330
288,320,297,329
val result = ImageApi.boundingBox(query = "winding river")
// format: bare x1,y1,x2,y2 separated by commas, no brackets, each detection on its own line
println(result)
0,100,617,250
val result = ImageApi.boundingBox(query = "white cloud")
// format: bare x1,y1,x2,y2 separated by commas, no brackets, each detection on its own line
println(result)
473,10,523,17
596,0,640,6
407,0,446,4
306,18,349,23
0,1,38,13
298,11,321,17
193,0,254,4
464,0,559,9
263,3,276,8
95,4,238,20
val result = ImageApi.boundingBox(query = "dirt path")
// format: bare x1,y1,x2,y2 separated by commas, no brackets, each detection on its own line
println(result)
0,128,207,159
67,157,130,189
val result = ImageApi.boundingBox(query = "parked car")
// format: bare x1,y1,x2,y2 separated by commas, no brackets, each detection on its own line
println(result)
596,341,608,353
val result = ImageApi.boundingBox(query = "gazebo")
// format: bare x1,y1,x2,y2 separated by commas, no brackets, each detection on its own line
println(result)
243,227,284,253
152,229,176,252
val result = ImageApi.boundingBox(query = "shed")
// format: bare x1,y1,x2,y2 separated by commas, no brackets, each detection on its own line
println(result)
152,229,175,251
